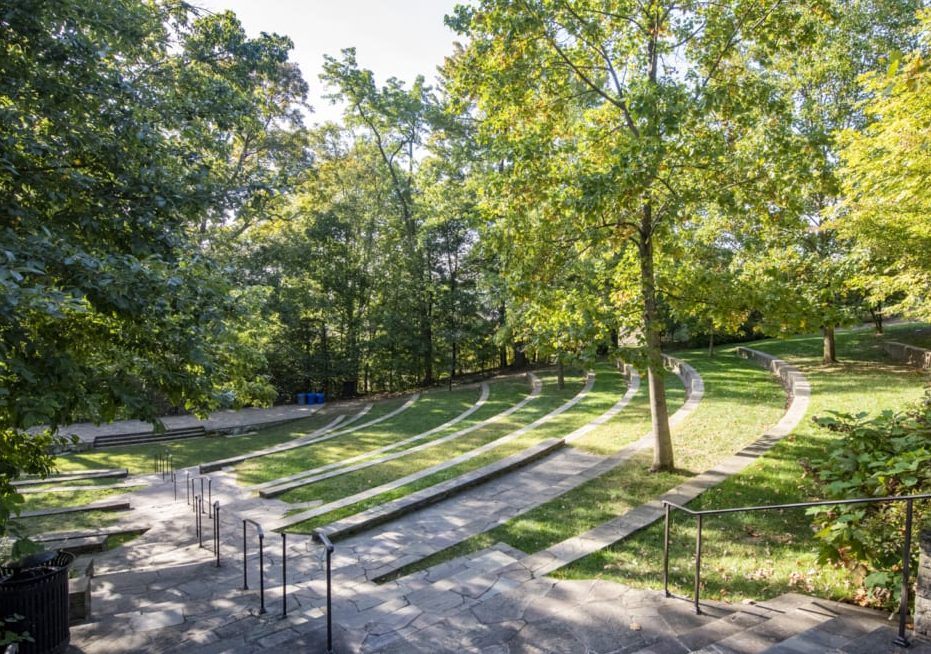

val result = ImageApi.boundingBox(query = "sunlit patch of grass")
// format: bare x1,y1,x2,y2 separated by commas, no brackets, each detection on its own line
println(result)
557,327,928,606
236,384,487,485
382,348,782,580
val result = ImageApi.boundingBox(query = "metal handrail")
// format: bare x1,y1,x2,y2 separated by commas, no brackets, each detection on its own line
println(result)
662,493,931,648
315,529,336,654
242,519,266,614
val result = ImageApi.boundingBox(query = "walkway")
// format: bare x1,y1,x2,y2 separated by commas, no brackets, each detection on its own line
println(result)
58,351,927,653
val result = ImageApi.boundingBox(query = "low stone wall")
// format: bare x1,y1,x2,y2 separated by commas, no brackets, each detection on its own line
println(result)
883,340,931,370
662,354,703,402
918,530,931,639
734,346,811,438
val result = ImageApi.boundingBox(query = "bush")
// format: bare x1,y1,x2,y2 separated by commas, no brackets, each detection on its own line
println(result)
808,391,931,608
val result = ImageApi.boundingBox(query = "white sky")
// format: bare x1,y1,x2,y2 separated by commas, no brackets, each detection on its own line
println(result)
196,0,463,125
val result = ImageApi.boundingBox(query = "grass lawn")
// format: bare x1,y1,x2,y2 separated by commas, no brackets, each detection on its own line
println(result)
381,347,781,581
235,383,487,484
556,327,929,609
51,399,389,475
284,367,616,532
880,321,931,350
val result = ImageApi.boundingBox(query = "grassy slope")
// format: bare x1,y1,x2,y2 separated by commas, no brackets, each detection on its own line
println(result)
383,347,781,580
235,384,486,485
52,397,403,475
557,326,928,607
285,368,608,532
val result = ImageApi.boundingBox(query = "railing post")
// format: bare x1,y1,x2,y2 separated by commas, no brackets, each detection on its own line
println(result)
197,496,203,548
316,529,335,654
895,498,914,648
208,479,213,518
281,533,287,618
258,531,266,614
186,471,190,505
694,513,703,615
172,471,177,501
214,501,221,567
326,543,333,654
242,520,248,590
663,502,671,598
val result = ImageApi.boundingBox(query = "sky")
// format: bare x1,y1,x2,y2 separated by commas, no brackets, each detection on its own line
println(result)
196,0,464,125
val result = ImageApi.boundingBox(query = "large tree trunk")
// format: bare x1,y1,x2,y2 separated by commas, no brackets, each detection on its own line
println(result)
557,358,565,390
638,204,674,472
822,325,837,364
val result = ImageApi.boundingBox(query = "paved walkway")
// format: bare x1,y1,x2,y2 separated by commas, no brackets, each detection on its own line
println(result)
57,351,924,653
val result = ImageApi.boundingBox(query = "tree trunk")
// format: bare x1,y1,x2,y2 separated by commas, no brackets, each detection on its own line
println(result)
639,203,674,472
512,342,527,370
557,358,565,390
822,325,837,364
869,303,884,335
708,325,715,358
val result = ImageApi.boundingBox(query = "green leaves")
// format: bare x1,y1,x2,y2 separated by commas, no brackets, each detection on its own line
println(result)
807,395,931,606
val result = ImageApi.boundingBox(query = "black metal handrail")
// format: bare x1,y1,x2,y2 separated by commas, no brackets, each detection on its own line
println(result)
189,476,212,517
663,493,931,648
242,519,266,614
315,529,336,654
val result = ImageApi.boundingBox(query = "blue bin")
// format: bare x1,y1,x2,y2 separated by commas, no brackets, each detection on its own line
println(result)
296,393,307,405
317,392,326,404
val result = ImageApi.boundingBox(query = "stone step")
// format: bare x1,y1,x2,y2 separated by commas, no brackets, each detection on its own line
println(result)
633,594,916,654
12,468,128,487
316,438,566,541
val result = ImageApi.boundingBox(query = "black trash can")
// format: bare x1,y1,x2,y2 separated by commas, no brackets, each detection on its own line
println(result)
0,551,74,654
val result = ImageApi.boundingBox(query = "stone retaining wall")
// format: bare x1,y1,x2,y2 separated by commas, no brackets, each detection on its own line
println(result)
918,529,931,639
883,340,931,370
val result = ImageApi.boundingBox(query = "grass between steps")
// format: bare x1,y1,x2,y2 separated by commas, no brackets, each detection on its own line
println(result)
380,351,781,582
556,326,929,609
235,383,486,485
283,368,607,533
50,399,394,475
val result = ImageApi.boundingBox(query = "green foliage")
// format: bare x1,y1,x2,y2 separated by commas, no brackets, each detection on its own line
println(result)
808,393,931,605
0,0,306,543
837,9,931,321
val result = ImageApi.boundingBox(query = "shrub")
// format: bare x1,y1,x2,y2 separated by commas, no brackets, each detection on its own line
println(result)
808,390,931,608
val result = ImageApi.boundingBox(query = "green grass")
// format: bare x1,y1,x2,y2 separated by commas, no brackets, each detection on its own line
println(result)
880,321,931,350
51,401,378,475
284,369,610,532
235,384,486,484
10,510,126,539
380,348,782,581
556,327,929,607
19,486,141,512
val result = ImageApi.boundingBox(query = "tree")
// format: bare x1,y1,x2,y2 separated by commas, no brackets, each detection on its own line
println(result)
739,0,920,363
446,0,804,470
0,0,295,540
837,9,931,320
321,50,438,385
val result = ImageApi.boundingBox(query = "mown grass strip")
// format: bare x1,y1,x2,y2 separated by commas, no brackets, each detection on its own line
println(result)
237,384,490,486
282,370,597,532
